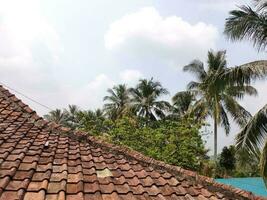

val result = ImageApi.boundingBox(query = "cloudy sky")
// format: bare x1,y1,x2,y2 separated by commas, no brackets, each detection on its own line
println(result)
0,0,266,153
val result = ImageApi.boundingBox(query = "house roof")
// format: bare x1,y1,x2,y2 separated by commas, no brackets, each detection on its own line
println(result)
0,85,265,200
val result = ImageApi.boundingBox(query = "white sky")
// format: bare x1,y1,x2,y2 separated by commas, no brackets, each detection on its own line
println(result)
0,0,266,154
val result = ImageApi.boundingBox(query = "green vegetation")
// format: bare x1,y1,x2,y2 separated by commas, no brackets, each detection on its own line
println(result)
200,145,260,178
107,117,206,170
219,146,236,175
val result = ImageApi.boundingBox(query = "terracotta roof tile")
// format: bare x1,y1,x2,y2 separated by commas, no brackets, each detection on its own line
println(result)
24,191,45,200
27,180,48,191
66,192,84,200
0,191,20,200
47,181,66,193
67,181,83,194
5,179,29,191
84,182,100,193
0,85,265,200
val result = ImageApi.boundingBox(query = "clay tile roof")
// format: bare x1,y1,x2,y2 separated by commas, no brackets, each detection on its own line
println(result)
0,85,265,200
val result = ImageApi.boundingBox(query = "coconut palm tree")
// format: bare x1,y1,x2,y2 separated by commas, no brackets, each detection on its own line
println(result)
44,109,68,125
181,50,258,159
103,84,130,120
130,78,170,120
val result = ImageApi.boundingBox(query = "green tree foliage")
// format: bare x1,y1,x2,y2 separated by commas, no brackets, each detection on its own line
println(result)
235,148,260,177
225,0,267,51
64,105,80,129
44,105,81,130
107,116,206,170
171,91,196,119
76,109,111,135
219,146,236,173
44,109,68,126
103,84,131,120
130,78,170,120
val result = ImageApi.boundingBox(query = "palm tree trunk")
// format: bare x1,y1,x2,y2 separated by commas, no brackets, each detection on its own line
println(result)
214,96,219,160
214,116,218,160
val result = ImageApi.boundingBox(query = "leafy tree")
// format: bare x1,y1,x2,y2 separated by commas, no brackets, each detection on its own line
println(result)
219,146,236,175
130,78,170,120
180,50,257,159
103,84,130,120
108,116,206,170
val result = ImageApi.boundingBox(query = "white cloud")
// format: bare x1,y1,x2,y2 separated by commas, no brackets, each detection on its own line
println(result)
119,69,143,85
105,7,219,67
0,0,61,70
87,74,114,90
66,74,114,109
0,0,62,113
60,71,144,110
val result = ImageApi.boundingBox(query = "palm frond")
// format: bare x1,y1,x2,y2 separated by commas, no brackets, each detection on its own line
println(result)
207,50,227,72
219,104,230,135
260,140,267,187
254,0,267,11
183,60,207,81
223,95,252,127
226,85,258,99
225,5,267,51
221,60,267,85
186,81,201,90
172,91,195,115
186,98,209,121
236,104,267,155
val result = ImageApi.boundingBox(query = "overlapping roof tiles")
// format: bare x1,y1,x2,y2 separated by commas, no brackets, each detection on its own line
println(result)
0,85,265,200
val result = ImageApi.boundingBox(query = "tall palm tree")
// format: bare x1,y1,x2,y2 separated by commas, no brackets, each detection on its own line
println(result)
225,0,267,51
180,50,258,159
130,78,170,120
44,109,68,125
225,0,267,185
103,84,130,120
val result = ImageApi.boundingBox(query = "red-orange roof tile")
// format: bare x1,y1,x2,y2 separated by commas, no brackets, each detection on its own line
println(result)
0,85,265,200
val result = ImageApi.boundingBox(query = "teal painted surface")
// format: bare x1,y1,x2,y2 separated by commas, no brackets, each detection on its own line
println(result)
216,177,267,197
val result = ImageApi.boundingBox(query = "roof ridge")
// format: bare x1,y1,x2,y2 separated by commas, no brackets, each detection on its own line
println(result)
0,85,265,200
